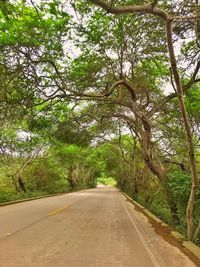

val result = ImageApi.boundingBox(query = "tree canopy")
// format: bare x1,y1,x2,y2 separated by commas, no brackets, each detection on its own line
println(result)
1,0,200,243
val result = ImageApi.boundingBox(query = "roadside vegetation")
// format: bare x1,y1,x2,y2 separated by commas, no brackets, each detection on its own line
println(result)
1,0,200,245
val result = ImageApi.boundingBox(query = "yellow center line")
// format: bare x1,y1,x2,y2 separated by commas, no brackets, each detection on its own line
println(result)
48,204,70,216
47,196,90,216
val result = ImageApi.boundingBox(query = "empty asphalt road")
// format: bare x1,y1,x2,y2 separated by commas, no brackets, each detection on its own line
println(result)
0,188,196,267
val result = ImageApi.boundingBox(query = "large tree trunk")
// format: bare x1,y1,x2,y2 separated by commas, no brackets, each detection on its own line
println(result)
166,20,199,240
144,156,180,225
130,85,181,225
132,142,138,196
18,175,26,193
186,185,197,240
67,165,75,190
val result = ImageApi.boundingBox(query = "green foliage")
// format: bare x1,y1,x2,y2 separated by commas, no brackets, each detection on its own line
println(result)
185,85,200,118
0,0,200,245
134,57,169,93
167,170,191,206
94,143,122,179
24,158,66,194
136,191,171,224
53,120,93,147
167,170,200,226
97,176,116,186
0,0,70,50
69,52,105,89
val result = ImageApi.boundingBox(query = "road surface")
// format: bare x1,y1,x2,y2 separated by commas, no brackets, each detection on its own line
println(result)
0,188,196,266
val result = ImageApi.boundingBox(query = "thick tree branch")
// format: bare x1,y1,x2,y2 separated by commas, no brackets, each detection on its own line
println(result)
171,15,200,21
163,159,187,171
88,0,200,20
184,61,200,91
88,0,168,19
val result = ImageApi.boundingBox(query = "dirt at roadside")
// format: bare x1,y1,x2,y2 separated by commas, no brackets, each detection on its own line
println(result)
126,197,200,267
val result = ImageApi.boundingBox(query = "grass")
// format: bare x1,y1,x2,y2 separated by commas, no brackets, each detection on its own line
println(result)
0,183,97,204
0,190,56,204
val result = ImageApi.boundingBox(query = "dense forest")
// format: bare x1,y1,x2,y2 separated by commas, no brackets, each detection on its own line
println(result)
1,0,200,245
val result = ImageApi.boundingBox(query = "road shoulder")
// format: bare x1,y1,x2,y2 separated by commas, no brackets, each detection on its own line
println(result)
120,191,200,266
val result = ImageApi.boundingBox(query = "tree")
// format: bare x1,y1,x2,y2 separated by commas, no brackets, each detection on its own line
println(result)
1,0,200,241
83,0,200,241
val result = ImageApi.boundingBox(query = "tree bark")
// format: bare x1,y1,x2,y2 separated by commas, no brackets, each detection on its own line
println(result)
68,165,75,190
18,176,26,193
165,19,199,240
88,0,199,239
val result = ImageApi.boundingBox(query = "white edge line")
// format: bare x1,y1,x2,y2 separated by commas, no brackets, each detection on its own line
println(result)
120,197,161,267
